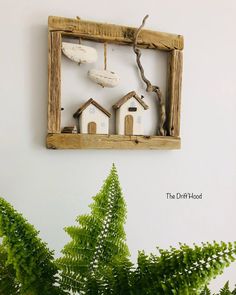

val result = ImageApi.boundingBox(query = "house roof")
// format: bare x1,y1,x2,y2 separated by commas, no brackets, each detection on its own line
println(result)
112,91,149,110
73,98,111,118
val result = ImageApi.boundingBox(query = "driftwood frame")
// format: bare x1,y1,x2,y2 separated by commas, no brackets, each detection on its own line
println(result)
47,16,183,150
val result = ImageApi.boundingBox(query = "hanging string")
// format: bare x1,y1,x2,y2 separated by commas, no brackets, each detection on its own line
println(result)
104,42,107,70
77,37,82,66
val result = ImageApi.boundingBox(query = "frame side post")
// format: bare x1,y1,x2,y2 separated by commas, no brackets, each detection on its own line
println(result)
48,31,62,133
166,50,183,137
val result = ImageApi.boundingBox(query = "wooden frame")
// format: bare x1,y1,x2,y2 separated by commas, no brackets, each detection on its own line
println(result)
47,16,183,150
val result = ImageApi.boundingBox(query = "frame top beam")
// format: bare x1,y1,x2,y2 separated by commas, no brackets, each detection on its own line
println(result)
48,16,184,51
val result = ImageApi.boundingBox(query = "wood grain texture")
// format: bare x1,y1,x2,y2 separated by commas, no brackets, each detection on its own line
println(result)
47,17,183,149
125,115,133,135
166,50,183,136
46,134,181,150
48,31,62,133
62,126,77,133
73,98,111,118
113,91,148,110
48,16,184,51
88,122,97,134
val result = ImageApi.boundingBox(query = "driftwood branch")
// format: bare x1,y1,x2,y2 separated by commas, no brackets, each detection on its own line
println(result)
133,15,166,136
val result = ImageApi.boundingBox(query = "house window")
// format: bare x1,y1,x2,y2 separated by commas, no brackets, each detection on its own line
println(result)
128,101,137,112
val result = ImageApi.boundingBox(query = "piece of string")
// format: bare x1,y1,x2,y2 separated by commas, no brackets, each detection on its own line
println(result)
77,38,82,65
104,42,107,70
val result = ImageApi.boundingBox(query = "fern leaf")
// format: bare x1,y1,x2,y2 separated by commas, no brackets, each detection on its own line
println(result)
0,197,65,295
0,243,20,295
231,285,236,295
131,242,236,294
218,281,232,295
57,164,130,293
200,286,211,295
104,257,134,295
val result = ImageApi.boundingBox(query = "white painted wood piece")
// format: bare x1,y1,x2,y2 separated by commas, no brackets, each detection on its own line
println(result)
88,69,120,87
71,126,77,134
79,106,109,134
62,42,98,64
73,100,111,135
114,93,148,135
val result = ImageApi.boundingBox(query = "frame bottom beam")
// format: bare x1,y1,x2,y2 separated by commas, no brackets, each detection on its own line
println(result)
46,134,181,150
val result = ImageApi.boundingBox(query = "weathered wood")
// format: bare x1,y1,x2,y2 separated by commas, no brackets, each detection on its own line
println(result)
125,115,133,135
46,134,181,150
62,126,77,133
73,98,111,118
48,31,62,133
62,42,98,64
133,15,166,136
113,91,148,110
88,122,97,134
166,50,183,136
48,16,184,51
46,16,183,149
88,69,120,88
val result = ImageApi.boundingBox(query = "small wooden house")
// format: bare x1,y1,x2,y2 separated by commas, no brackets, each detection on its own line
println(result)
73,99,111,134
113,91,149,135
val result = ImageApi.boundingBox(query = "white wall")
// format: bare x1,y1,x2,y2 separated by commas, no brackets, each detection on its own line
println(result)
0,0,236,292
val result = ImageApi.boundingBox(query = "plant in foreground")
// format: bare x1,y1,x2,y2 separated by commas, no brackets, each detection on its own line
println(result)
0,165,236,294
129,242,236,295
0,243,20,295
57,164,130,294
201,282,236,295
0,198,65,295
57,165,236,294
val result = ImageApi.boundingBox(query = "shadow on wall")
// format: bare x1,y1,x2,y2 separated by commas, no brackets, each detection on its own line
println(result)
28,24,48,148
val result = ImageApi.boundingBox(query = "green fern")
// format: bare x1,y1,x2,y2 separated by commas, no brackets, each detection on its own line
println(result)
0,198,64,295
232,286,236,295
218,282,232,295
2,166,236,295
0,243,20,295
57,165,236,294
130,241,236,294
57,164,130,294
201,282,236,295
103,257,134,295
200,286,211,295
83,241,236,295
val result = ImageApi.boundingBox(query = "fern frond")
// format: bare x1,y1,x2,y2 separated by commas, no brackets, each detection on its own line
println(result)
103,257,134,295
0,243,20,295
218,281,232,295
0,197,65,295
200,286,211,295
57,164,130,293
231,285,236,295
131,242,236,294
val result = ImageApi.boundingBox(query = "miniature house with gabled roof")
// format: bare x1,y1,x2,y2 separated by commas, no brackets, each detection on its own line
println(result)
73,99,111,134
113,91,149,136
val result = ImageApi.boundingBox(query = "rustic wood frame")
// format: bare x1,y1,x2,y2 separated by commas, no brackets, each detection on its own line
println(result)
47,16,184,150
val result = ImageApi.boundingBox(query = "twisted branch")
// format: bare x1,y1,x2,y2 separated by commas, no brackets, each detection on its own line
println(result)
133,15,166,136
